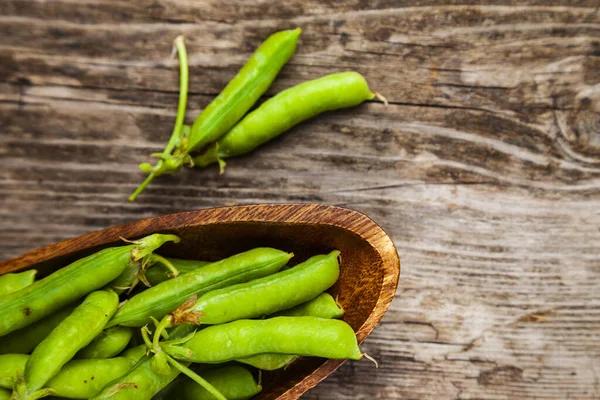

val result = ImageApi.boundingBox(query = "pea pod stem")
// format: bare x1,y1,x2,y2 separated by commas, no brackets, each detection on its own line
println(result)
129,35,189,202
148,254,180,280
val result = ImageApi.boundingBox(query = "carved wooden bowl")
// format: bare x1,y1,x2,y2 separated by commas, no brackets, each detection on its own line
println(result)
0,204,400,399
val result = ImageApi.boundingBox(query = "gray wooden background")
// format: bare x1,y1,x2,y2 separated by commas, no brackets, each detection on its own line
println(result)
2,1,600,398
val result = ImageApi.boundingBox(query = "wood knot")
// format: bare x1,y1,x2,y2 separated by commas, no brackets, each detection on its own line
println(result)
478,366,523,386
565,84,600,156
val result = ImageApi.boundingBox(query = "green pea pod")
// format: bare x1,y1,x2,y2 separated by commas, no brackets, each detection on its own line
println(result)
274,292,344,319
0,388,9,400
0,355,136,399
46,357,136,399
186,28,301,153
181,251,340,325
19,290,119,396
0,234,178,337
168,365,261,400
238,292,344,370
194,71,375,172
0,354,28,388
145,258,210,287
107,248,292,328
0,270,36,296
238,353,294,371
163,316,362,363
76,326,133,359
119,345,147,363
90,356,182,400
0,304,78,355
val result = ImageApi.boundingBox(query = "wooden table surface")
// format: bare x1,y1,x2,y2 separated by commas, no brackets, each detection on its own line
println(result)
2,1,599,399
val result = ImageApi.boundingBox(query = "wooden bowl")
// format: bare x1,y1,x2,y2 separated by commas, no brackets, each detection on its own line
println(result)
0,204,400,399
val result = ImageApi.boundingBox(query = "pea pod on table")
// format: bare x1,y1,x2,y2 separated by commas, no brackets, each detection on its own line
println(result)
194,72,376,173
15,290,119,398
0,270,36,296
107,248,292,328
129,28,301,201
163,316,362,364
186,28,301,154
0,234,178,337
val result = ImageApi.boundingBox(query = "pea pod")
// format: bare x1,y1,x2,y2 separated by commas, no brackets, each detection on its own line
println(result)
164,365,261,400
0,304,78,355
107,248,292,328
0,354,27,388
76,327,133,359
90,356,182,400
145,258,210,287
0,234,178,337
1,355,136,399
194,72,375,172
18,290,119,396
186,28,301,153
163,316,362,363
238,292,344,370
0,270,36,296
175,251,339,326
46,357,136,399
119,345,147,363
274,292,344,319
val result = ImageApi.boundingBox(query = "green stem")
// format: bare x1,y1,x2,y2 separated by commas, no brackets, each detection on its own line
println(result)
129,35,189,202
128,172,156,202
20,388,56,400
163,35,190,158
153,316,173,353
165,354,227,400
141,326,154,351
150,254,180,278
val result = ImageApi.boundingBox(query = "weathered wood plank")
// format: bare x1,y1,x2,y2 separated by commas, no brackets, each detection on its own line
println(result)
1,1,599,399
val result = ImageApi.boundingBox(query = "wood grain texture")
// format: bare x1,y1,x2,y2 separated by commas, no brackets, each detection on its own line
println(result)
1,1,599,398
0,204,401,399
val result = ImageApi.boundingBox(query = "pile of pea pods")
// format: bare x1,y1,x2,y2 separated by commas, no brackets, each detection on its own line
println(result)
129,28,384,201
0,232,365,399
